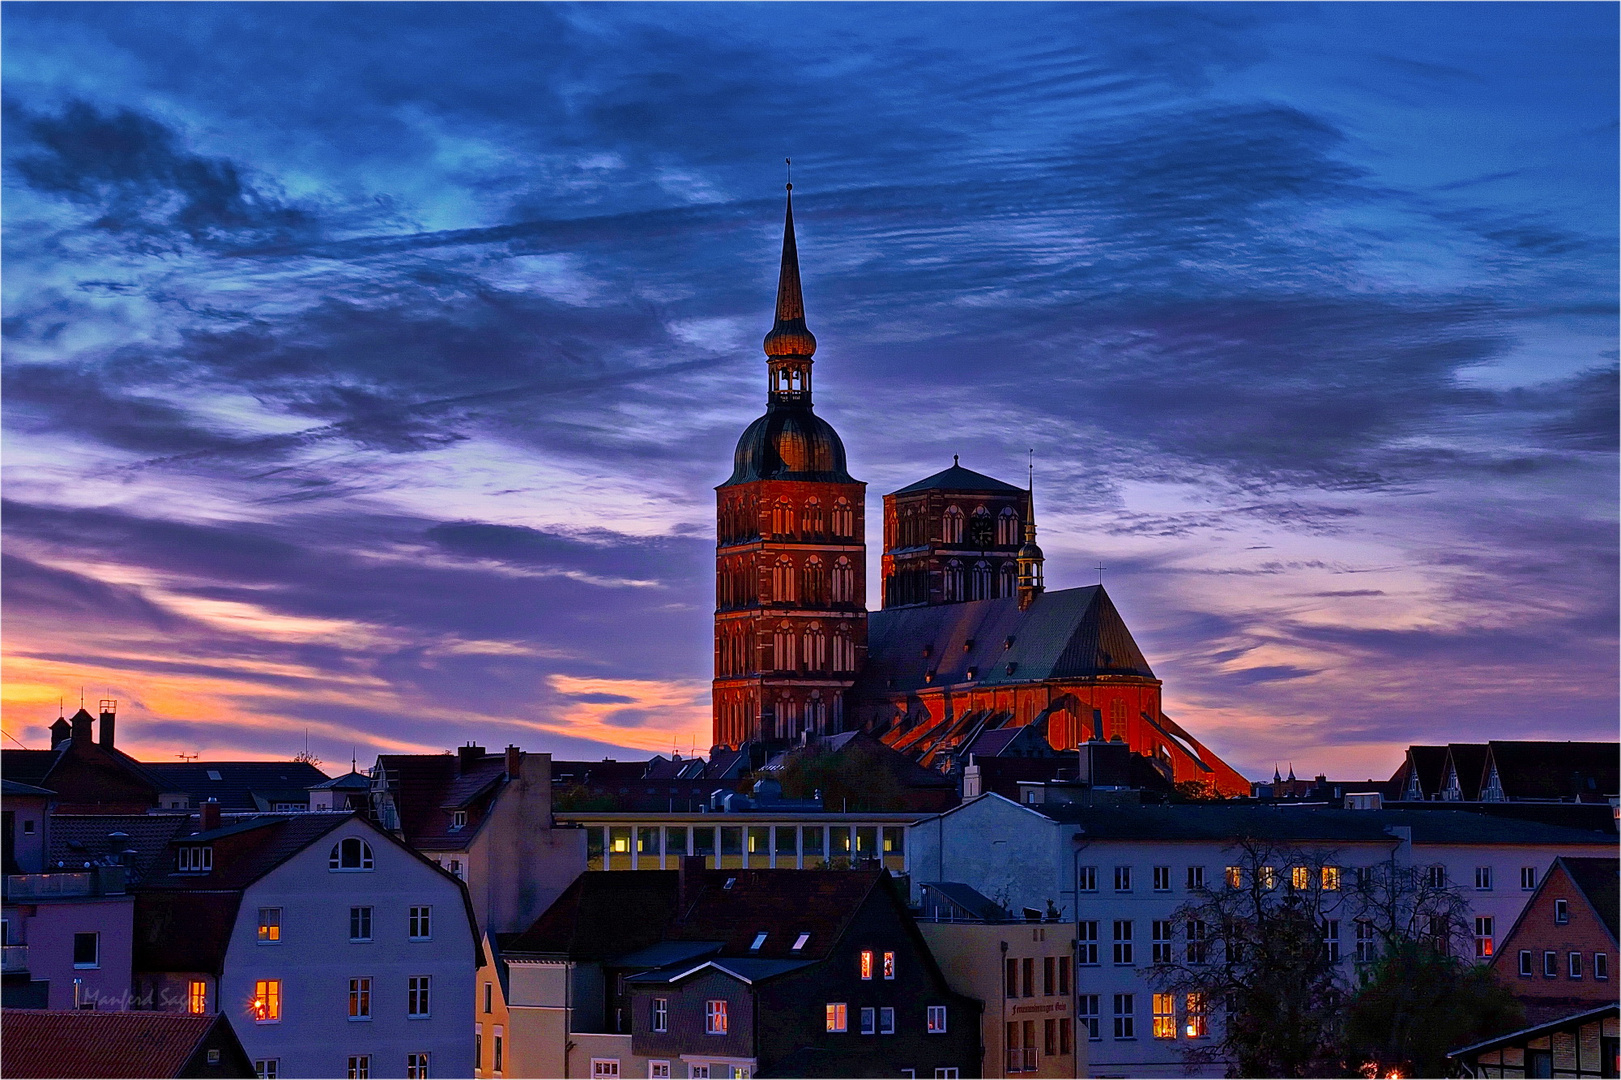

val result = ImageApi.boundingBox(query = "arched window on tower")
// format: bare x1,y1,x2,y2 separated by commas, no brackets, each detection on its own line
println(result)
773,557,796,604
971,560,992,601
777,695,799,740
801,499,824,538
808,692,826,735
833,627,855,672
999,561,1017,598
832,557,855,604
833,498,854,538
805,622,827,672
943,560,964,602
802,557,826,607
1108,699,1128,742
773,622,797,671
997,507,1019,546
772,499,795,538
942,505,964,545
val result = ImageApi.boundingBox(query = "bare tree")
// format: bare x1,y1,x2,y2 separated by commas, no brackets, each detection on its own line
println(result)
1149,838,1349,1078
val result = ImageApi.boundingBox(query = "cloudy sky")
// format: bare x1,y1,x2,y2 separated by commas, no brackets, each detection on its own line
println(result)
3,3,1615,778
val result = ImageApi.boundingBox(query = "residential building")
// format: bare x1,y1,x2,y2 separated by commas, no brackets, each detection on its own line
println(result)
370,744,585,935
916,883,1084,1078
906,794,1619,1077
1492,857,1618,1026
557,809,919,873
1449,1003,1618,1079
1389,742,1618,805
1,1009,257,1078
123,807,478,1078
473,931,512,1080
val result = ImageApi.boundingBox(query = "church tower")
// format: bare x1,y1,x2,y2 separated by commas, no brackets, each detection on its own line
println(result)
712,186,868,750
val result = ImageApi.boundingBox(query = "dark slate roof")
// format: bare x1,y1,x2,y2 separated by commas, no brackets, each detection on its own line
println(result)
134,891,241,975
890,463,1025,496
50,814,193,882
626,957,815,985
1402,746,1449,798
141,761,330,811
670,868,884,961
1,1010,237,1079
310,770,372,791
505,871,683,961
1448,1003,1619,1062
857,585,1153,697
1016,800,1621,846
1,749,61,787
720,402,858,487
1445,744,1490,800
921,881,1011,922
375,751,525,847
1561,857,1619,941
140,813,351,891
2,777,55,796
1486,741,1620,800
613,940,726,969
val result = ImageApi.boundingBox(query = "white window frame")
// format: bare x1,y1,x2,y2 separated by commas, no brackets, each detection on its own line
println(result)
861,1006,876,1035
591,1061,620,1079
346,1055,370,1079
409,905,433,941
648,1064,671,1079
705,999,727,1035
330,837,375,871
406,1052,430,1079
257,907,281,944
408,975,432,1018
826,1002,848,1032
178,846,213,872
880,1006,895,1035
350,905,373,942
255,1060,279,1079
926,1005,947,1033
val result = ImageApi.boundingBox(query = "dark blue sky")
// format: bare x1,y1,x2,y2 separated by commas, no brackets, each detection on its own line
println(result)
3,3,1615,777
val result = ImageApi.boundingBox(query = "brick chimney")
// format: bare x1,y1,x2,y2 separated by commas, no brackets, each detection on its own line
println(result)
200,798,221,833
98,699,117,749
71,709,93,744
504,745,521,781
457,743,486,775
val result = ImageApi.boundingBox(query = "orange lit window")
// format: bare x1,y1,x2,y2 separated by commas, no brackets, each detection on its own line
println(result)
883,952,895,980
188,980,206,1014
1291,867,1311,890
251,979,281,1023
1152,994,1176,1039
860,950,874,980
1322,867,1341,891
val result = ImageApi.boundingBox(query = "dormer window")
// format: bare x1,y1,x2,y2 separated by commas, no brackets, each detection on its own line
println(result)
750,932,768,951
966,667,977,681
451,811,467,830
177,846,213,872
792,933,811,952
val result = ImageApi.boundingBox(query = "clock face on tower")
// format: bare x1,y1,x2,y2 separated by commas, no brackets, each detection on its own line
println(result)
968,514,995,550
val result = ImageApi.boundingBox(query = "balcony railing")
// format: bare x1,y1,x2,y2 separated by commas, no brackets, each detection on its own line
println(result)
1,945,28,972
1006,1047,1038,1073
5,867,125,900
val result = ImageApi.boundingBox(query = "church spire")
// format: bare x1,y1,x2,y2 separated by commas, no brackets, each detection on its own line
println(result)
1017,450,1045,610
763,167,816,403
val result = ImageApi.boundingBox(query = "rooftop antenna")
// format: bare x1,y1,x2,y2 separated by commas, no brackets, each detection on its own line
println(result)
177,752,198,762
352,746,358,773
80,687,85,709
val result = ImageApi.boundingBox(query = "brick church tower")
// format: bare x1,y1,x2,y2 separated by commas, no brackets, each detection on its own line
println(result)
712,187,868,750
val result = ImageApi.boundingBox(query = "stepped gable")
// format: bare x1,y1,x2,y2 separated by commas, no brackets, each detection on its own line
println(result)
856,585,1153,695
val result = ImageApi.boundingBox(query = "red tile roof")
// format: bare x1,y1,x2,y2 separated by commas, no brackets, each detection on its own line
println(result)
1,1010,230,1078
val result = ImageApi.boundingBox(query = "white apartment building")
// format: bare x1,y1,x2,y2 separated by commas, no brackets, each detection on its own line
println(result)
906,794,1617,1078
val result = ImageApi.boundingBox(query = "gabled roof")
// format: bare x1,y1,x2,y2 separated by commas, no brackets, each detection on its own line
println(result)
890,463,1026,496
140,813,352,891
141,761,330,811
1561,857,1619,941
310,770,372,791
1396,745,1449,798
625,957,814,985
1484,741,1620,801
374,751,523,847
1448,1003,1619,1062
1,1010,244,1079
858,585,1154,697
921,881,1012,922
503,871,682,961
1443,743,1489,800
2,777,55,797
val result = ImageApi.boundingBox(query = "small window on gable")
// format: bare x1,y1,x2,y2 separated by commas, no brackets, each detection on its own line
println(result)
178,846,213,872
750,932,768,952
451,811,467,830
792,933,811,952
329,837,375,871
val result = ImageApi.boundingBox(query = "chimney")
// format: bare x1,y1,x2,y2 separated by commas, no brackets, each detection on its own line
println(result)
678,855,707,913
200,798,221,833
504,745,521,781
98,700,117,749
457,743,486,775
71,709,93,745
50,716,71,749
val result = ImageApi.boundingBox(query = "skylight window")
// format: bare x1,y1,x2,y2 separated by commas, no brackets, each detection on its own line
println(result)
207,770,223,781
724,877,737,890
750,932,768,951
792,933,811,952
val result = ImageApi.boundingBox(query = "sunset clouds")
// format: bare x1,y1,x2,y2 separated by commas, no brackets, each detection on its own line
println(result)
3,4,1614,777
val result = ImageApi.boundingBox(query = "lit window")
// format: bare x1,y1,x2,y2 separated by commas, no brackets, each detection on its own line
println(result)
408,976,431,1018
652,997,668,1033
590,1061,618,1079
1224,866,1242,889
1185,994,1208,1038
406,1053,430,1079
705,1000,728,1035
1321,866,1340,891
252,979,281,1023
257,908,281,944
73,933,99,969
188,980,206,1014
350,977,371,1020
1152,993,1176,1039
410,906,432,940
1291,867,1311,891
861,1006,876,1034
347,1056,369,1079
883,951,895,980
860,950,874,980
350,906,373,942
791,933,810,952
329,837,375,871
880,1007,895,1035
750,932,767,951
927,1005,947,1033
826,1003,847,1032
1258,866,1276,890
1475,917,1495,958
